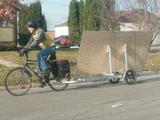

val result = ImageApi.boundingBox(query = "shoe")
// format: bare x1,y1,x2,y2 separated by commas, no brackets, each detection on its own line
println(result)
39,76,48,88
39,82,46,88
41,69,50,82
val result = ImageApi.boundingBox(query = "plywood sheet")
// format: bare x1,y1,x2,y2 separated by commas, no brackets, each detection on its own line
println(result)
78,31,109,74
106,32,115,73
114,32,134,72
124,32,136,70
78,31,152,74
135,32,152,69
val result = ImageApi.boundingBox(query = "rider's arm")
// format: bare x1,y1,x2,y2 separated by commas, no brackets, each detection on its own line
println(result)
25,30,45,50
24,36,34,50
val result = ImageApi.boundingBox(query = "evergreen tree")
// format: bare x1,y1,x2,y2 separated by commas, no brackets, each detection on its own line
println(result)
79,0,84,38
19,1,47,33
83,0,90,30
68,0,119,45
41,15,47,32
101,0,120,31
84,0,102,30
18,1,47,46
68,0,80,45
19,5,29,33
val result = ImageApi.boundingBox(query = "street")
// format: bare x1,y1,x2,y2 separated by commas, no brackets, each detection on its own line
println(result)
0,78,160,120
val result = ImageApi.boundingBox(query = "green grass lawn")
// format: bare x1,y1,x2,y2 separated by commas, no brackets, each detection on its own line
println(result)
0,50,79,86
1,50,160,87
143,52,160,71
0,65,12,86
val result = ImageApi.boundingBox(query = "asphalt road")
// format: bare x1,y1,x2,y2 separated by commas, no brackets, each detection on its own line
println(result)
1,78,160,120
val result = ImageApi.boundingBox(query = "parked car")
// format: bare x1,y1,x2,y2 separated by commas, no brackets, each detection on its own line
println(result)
55,36,71,48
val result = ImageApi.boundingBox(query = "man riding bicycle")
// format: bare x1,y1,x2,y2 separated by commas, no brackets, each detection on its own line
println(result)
20,20,58,87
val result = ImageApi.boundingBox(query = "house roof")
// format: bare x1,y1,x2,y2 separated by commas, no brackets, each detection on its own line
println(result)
14,0,25,11
55,21,68,27
117,9,160,23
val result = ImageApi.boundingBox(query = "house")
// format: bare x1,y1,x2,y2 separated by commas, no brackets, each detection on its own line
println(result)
0,0,25,48
54,22,71,48
117,9,160,46
118,9,159,31
54,22,69,38
118,9,147,31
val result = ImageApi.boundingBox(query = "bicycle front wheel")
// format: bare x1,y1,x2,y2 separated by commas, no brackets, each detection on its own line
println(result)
4,67,32,96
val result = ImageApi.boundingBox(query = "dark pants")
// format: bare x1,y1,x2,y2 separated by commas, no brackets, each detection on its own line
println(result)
37,47,56,73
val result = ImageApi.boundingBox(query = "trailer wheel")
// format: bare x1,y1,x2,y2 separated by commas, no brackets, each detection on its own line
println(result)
124,69,136,85
109,78,120,84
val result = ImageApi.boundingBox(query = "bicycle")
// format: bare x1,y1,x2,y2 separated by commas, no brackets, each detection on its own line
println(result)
4,51,70,96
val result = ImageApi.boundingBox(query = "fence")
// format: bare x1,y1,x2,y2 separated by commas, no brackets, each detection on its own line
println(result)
0,27,16,49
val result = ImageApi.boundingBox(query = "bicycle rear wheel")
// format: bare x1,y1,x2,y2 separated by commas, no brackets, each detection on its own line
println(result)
48,73,70,91
4,67,32,96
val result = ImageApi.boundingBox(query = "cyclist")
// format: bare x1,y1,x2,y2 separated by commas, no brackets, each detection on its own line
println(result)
20,20,58,87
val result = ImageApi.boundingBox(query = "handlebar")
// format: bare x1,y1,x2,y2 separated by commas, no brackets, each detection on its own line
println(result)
21,51,29,64
17,46,39,65
17,47,29,62
20,50,38,65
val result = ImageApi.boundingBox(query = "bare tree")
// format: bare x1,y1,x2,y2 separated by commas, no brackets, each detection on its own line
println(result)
0,0,24,26
101,0,120,31
116,0,160,47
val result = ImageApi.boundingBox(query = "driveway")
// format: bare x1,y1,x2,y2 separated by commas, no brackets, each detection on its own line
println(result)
0,59,20,67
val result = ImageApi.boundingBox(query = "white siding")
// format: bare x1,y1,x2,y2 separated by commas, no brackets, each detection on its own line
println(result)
120,23,138,31
55,26,69,38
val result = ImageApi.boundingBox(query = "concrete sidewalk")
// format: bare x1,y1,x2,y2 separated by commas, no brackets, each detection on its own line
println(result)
0,59,20,67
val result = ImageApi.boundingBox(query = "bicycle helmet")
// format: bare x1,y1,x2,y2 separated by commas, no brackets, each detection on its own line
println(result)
25,20,38,29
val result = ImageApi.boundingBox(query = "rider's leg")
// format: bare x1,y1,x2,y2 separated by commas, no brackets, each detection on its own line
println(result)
51,60,59,78
37,50,49,70
36,52,43,76
49,47,59,80
50,53,59,78
37,48,51,87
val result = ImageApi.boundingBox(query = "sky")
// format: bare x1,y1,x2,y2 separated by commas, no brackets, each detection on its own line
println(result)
19,0,127,31
20,0,71,31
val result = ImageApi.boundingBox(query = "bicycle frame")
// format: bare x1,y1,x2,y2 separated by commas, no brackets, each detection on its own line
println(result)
5,51,70,96
22,53,57,80
22,53,41,80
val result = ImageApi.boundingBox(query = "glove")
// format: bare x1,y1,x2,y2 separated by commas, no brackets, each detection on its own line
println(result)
19,48,28,57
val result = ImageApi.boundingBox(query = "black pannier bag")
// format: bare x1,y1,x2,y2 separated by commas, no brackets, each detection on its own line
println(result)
57,59,70,78
50,59,70,79
50,60,59,77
